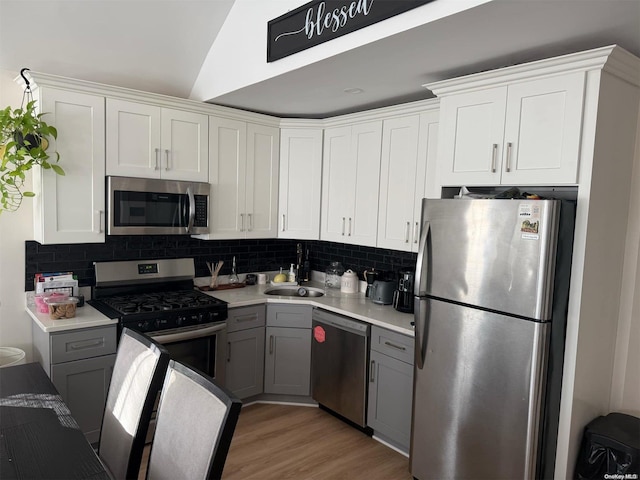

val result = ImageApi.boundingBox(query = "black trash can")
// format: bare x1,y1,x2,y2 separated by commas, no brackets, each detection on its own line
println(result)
575,412,640,479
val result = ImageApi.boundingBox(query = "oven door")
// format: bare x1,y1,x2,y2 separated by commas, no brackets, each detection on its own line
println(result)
148,322,227,386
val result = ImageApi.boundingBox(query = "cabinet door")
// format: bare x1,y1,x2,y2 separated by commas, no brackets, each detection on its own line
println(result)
377,115,421,252
501,72,585,185
208,117,247,239
321,126,352,243
226,327,265,399
264,326,311,396
438,87,507,186
51,354,116,444
106,98,161,178
350,121,382,247
36,88,105,244
367,350,413,452
245,123,279,238
160,108,208,182
278,128,323,240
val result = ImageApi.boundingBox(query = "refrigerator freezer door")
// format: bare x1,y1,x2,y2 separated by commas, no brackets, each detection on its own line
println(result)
419,198,559,321
410,299,549,480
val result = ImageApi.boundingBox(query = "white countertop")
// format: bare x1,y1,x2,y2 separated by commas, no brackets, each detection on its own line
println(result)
25,282,415,336
203,282,415,336
26,301,118,333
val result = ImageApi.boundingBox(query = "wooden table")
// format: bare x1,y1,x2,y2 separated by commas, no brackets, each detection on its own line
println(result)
0,362,109,480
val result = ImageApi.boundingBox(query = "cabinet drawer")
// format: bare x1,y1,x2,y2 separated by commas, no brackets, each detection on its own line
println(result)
50,326,117,364
227,305,266,333
371,326,414,364
267,304,312,328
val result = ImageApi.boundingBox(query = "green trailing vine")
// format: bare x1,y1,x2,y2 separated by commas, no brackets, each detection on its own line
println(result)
0,100,64,213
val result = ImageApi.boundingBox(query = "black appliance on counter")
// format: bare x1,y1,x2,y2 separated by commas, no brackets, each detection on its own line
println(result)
88,258,228,385
393,269,415,313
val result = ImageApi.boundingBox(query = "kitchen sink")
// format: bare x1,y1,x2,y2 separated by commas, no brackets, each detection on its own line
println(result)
264,286,325,297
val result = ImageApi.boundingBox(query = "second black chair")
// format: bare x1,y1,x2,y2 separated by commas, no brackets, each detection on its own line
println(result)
146,360,242,480
98,327,170,479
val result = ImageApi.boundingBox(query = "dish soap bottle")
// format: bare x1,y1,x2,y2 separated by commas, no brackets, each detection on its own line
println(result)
288,263,297,283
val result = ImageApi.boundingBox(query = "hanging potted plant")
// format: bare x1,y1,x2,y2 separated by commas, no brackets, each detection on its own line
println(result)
0,70,64,213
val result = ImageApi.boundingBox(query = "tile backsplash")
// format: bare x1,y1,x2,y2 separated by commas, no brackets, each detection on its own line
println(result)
25,237,417,291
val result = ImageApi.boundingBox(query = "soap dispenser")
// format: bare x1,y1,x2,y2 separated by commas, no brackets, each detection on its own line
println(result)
288,263,296,283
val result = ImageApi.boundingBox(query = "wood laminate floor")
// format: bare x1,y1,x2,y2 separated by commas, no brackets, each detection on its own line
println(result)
139,403,412,480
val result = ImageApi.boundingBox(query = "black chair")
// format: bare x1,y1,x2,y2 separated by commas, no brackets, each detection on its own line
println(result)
98,328,170,479
146,360,242,480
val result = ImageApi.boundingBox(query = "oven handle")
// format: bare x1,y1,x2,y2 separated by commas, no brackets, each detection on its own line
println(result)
149,322,226,344
186,186,195,233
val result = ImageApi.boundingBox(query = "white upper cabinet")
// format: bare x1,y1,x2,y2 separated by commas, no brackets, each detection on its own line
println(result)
34,87,106,244
106,98,208,182
321,121,382,247
204,117,279,240
278,127,323,240
377,111,439,252
436,71,585,186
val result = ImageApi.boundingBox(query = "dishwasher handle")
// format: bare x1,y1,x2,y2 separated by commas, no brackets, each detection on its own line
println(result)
312,309,369,337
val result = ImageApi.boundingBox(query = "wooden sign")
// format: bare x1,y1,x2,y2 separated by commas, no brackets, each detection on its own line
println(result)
267,0,434,62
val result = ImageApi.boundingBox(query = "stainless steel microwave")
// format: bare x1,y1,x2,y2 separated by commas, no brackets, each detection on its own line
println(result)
107,176,210,235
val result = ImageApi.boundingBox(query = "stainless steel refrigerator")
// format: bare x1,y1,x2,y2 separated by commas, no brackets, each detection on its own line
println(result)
411,198,574,480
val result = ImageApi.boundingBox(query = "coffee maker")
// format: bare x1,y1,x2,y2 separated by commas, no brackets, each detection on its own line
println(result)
393,269,415,313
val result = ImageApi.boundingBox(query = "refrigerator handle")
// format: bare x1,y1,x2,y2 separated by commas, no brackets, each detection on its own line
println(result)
414,220,430,369
414,297,429,369
414,221,430,297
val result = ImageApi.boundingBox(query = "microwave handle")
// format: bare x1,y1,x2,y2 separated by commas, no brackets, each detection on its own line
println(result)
186,187,195,233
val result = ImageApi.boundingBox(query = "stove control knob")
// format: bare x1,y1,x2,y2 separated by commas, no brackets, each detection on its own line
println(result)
139,321,150,331
198,313,204,323
176,316,184,327
154,319,162,330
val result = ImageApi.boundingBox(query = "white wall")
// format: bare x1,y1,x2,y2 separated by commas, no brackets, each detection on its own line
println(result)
190,0,491,101
0,69,34,360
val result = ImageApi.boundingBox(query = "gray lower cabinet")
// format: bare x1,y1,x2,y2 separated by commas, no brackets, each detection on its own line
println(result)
264,304,312,396
32,324,117,444
226,305,266,399
367,325,414,452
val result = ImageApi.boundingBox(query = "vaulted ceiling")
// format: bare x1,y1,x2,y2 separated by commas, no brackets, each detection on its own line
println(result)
1,0,639,118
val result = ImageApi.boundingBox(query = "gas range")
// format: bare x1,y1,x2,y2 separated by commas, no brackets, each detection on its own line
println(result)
88,258,227,335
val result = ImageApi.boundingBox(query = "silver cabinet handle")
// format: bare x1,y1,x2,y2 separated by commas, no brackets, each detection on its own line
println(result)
414,221,419,244
405,221,410,243
370,360,375,382
248,213,252,231
491,143,498,173
164,149,170,171
342,217,346,236
227,342,231,362
269,335,274,354
384,341,407,351
240,213,244,232
505,142,513,172
348,217,352,236
68,339,104,351
235,314,258,323
282,214,286,232
94,210,104,234
154,148,160,170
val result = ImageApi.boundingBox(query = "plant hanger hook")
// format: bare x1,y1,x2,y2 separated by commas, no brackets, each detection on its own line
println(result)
19,68,33,108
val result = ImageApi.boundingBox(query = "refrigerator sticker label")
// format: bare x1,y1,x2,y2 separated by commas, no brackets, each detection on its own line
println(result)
313,325,326,343
519,204,540,240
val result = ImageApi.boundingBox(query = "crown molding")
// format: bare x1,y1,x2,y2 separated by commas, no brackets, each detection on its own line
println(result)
425,45,639,97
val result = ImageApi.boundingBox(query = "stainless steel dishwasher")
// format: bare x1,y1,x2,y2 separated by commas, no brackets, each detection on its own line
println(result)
311,308,370,427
